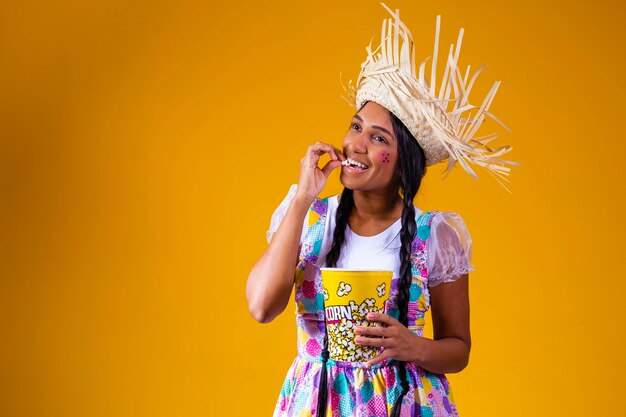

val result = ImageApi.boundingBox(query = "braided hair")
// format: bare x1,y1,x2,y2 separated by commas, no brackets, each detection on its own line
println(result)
317,104,427,416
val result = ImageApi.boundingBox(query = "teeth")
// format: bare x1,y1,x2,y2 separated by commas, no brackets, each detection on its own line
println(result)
341,158,367,169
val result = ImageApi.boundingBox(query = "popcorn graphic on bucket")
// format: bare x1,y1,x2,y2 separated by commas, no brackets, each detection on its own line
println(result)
320,268,393,362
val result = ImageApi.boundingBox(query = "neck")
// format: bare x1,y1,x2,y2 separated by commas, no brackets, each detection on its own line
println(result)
351,189,404,221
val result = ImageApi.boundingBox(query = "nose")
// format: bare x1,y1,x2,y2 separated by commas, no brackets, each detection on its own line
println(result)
343,130,368,155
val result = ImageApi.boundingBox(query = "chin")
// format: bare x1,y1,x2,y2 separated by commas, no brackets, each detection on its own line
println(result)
340,172,397,194
341,170,375,190
339,172,357,190
339,176,368,192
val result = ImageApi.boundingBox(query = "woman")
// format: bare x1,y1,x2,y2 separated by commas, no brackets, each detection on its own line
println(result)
247,4,516,416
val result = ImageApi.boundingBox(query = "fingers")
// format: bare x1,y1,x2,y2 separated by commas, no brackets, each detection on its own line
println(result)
321,160,342,177
307,141,345,162
333,145,346,161
297,141,344,198
355,325,387,337
366,312,399,326
355,335,385,348
365,351,391,368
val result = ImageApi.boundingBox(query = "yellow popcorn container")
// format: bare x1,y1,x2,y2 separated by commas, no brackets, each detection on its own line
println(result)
320,268,393,362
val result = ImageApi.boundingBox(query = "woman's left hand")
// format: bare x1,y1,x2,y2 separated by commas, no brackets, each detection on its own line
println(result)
355,312,425,368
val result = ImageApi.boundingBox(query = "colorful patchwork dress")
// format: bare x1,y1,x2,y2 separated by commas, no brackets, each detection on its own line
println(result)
266,185,474,417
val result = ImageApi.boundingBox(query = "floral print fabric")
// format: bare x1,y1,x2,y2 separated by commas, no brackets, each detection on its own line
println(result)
273,196,460,417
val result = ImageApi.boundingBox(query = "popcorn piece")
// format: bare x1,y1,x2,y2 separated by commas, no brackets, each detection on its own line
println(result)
337,281,352,297
376,282,386,297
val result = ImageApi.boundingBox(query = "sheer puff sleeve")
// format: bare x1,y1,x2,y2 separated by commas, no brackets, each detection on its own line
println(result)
266,184,309,244
427,211,475,287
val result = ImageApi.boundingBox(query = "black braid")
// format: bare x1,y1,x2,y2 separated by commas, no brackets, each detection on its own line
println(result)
315,336,330,417
325,188,354,268
389,111,427,417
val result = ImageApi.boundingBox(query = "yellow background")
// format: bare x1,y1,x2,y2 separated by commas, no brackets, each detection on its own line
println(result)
1,0,624,416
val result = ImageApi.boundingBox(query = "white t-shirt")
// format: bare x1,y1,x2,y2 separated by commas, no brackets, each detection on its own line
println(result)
266,184,474,287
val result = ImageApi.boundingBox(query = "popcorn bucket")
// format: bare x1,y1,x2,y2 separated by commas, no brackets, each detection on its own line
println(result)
320,268,393,362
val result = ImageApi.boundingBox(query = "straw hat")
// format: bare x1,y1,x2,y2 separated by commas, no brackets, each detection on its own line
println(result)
342,3,520,191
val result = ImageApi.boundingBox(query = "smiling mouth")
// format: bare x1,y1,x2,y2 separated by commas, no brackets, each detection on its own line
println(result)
341,157,369,171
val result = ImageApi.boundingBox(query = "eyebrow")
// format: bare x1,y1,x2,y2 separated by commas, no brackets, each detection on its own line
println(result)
353,114,395,140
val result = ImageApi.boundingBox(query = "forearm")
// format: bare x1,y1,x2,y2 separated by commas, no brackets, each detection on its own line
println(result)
246,195,313,323
411,336,470,374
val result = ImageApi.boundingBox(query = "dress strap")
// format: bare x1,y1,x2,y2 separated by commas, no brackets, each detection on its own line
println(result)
304,197,331,417
296,197,330,269
416,210,437,240
410,211,438,277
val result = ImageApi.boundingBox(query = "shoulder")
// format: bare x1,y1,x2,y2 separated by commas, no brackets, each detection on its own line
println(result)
429,211,472,239
426,211,474,285
424,211,473,250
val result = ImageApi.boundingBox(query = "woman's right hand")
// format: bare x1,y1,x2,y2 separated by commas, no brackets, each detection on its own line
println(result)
296,141,345,203
247,141,343,323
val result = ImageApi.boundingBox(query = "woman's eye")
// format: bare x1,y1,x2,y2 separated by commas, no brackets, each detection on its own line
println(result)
373,136,388,144
352,123,361,131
